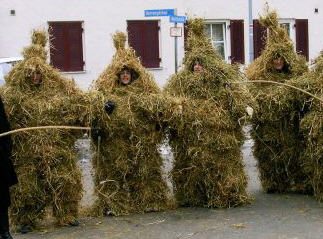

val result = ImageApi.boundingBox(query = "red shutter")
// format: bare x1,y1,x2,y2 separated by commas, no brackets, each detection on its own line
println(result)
295,19,309,61
127,20,160,68
230,20,245,64
68,22,84,71
49,22,84,72
49,23,66,70
253,19,267,59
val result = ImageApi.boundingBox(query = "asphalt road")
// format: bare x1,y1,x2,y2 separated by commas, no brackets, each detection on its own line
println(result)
13,126,323,239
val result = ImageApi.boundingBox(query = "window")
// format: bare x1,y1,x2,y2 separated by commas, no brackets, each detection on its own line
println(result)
253,19,309,61
48,22,84,72
280,23,291,38
205,20,245,64
184,20,244,64
260,20,295,43
0,57,23,86
127,20,161,68
206,23,226,59
278,19,296,43
279,20,308,61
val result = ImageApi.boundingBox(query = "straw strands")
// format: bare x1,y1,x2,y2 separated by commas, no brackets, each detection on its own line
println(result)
246,8,311,194
162,18,253,208
90,32,172,216
0,29,92,227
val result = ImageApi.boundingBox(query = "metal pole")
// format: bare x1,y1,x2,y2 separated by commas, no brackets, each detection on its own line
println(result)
249,0,254,62
175,22,178,73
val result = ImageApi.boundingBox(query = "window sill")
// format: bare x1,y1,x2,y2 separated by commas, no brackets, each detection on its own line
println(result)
62,71,87,74
147,67,163,71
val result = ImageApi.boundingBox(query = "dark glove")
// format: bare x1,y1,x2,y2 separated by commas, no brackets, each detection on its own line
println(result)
91,127,102,137
91,126,104,143
105,101,116,115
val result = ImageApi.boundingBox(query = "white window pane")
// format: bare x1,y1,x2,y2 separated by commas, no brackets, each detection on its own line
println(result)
206,24,211,38
1,63,12,76
0,65,4,84
214,43,225,59
212,24,224,41
280,23,290,38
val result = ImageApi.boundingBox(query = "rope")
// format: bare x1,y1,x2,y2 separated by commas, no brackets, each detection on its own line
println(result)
0,126,91,138
231,80,323,103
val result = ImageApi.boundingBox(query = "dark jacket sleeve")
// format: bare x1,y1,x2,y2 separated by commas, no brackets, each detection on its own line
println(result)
0,97,17,187
0,98,12,154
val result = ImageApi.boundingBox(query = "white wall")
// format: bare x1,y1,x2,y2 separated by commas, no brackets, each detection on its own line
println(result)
0,0,322,90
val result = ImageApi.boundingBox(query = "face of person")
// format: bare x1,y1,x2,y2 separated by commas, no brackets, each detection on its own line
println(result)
273,57,285,71
120,70,131,85
28,71,42,85
193,61,203,73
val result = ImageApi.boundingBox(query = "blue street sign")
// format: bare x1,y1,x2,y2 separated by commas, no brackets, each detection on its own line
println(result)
170,15,187,23
145,9,175,17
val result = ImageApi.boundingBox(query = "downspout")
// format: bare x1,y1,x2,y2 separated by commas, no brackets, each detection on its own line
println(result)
249,0,254,62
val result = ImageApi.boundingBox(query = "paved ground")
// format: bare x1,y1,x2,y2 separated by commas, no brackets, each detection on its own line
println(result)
13,126,323,239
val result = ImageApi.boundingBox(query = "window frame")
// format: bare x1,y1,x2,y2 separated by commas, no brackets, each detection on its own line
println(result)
205,19,231,63
278,18,296,49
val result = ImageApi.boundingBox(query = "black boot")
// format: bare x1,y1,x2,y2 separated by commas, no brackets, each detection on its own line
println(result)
68,219,79,227
18,225,32,234
0,231,13,239
0,209,12,239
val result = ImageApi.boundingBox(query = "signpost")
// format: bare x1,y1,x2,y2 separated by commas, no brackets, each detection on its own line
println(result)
170,15,186,73
170,27,182,37
144,9,186,73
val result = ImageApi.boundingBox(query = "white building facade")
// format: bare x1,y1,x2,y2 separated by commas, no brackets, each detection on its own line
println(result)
1,0,322,90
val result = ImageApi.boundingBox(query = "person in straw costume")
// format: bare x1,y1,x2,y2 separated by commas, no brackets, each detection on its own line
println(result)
90,31,172,216
246,8,310,194
280,52,323,200
1,29,90,232
162,18,253,208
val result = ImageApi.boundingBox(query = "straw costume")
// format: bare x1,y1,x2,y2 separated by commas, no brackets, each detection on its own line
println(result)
163,18,252,208
1,30,89,230
91,32,171,216
246,9,310,193
283,53,323,200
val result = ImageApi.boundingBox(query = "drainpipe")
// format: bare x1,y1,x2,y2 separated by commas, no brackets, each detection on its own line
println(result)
249,0,254,62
